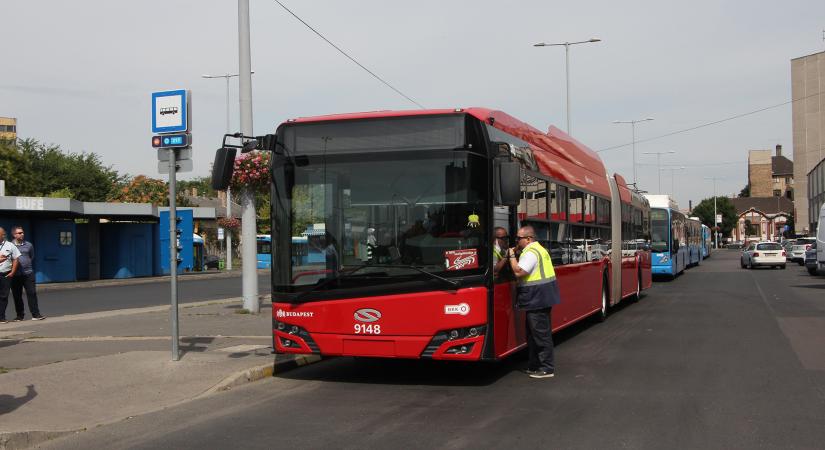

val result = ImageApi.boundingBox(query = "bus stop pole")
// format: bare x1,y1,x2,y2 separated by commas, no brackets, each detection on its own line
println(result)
169,148,180,361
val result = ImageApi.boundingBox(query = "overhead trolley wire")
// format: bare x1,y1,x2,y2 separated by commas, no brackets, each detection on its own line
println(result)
273,0,426,109
597,90,823,153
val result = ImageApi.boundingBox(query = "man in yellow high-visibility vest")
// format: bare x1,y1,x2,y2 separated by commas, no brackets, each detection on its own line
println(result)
507,225,561,379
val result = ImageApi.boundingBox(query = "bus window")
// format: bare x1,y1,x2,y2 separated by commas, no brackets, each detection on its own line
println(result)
650,208,669,253
568,189,583,223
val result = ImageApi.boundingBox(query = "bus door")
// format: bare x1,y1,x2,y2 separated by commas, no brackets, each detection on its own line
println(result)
492,206,525,356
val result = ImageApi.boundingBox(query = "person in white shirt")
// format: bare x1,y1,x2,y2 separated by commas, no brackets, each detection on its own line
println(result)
0,227,22,324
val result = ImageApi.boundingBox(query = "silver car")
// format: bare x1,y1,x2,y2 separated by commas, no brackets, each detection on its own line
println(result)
741,242,786,269
789,237,816,265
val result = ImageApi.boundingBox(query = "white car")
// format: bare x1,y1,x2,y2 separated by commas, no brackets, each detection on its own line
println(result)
741,242,786,269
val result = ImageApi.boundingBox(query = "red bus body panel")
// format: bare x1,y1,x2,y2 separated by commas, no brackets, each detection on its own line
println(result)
274,287,489,360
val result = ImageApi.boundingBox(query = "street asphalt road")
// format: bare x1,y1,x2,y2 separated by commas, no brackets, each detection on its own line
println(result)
44,250,825,449
37,273,271,317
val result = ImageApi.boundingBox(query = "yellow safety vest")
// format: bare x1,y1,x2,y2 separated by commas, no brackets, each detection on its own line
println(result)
518,241,556,286
493,246,504,262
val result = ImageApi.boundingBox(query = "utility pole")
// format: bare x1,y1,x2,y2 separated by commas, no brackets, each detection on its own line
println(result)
613,117,654,186
202,71,254,270
642,150,676,193
238,0,258,313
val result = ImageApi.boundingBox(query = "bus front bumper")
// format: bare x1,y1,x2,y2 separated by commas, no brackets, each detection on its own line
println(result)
274,326,487,361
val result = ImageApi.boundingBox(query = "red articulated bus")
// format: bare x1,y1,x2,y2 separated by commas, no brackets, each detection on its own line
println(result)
264,108,651,361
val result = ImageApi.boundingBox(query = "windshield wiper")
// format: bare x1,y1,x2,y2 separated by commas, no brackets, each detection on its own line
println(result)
365,264,459,288
291,264,374,303
291,263,459,303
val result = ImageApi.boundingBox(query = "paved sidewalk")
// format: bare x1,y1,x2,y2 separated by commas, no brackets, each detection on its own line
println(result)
0,297,317,449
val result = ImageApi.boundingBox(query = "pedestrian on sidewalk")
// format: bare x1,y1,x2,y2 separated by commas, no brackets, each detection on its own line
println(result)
506,225,561,379
11,226,44,321
0,227,21,324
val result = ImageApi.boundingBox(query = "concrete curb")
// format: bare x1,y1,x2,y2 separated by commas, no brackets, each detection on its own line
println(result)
0,354,322,450
199,354,322,397
0,430,80,450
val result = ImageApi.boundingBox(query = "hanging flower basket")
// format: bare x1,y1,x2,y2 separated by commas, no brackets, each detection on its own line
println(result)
217,217,241,230
230,151,271,195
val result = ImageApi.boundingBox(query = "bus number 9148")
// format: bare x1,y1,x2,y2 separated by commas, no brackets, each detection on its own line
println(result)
354,324,381,335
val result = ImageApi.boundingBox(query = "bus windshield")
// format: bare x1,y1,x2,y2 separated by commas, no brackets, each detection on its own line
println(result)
650,208,670,253
276,148,489,299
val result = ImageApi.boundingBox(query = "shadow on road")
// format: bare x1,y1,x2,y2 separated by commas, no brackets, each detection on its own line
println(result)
791,284,825,290
0,339,21,350
180,337,215,355
276,299,644,387
0,385,37,416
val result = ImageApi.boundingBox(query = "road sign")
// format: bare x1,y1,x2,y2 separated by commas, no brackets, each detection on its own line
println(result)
152,90,190,134
157,148,192,161
152,133,191,148
715,214,723,224
158,158,193,174
217,227,225,240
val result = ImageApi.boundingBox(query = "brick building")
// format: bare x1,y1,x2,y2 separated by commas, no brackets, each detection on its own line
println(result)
0,116,17,140
748,145,793,199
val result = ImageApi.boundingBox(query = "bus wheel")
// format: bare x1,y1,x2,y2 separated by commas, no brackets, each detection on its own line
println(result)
631,271,642,303
595,277,608,323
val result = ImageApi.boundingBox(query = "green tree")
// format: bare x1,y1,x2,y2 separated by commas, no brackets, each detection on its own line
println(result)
691,196,737,237
0,139,34,195
738,184,750,197
1,138,121,201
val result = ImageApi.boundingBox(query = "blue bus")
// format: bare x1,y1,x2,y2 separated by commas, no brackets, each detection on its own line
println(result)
686,217,703,266
645,195,688,277
257,235,272,269
701,224,712,259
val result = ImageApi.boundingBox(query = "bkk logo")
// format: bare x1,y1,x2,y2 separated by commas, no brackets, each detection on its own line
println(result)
444,303,470,315
275,309,314,318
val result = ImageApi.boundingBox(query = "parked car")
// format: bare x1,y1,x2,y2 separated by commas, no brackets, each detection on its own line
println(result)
741,241,786,269
789,237,816,265
805,242,819,275
727,240,744,250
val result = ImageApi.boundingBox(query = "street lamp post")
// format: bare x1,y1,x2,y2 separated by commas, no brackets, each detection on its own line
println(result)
642,150,676,193
659,166,686,197
202,71,255,271
238,0,258,314
533,38,601,136
613,117,654,187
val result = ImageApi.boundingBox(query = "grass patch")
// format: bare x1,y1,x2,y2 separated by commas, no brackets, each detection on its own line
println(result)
234,309,251,315
0,367,9,374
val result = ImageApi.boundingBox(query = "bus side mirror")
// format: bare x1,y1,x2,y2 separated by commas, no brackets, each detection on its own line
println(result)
497,160,520,207
211,147,237,190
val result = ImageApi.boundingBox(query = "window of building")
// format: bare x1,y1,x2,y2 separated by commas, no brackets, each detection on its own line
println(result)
59,231,72,246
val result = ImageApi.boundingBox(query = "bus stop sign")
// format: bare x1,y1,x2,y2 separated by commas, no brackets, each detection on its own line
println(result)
152,90,190,134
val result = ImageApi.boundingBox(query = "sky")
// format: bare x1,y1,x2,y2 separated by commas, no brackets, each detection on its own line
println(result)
2,0,824,208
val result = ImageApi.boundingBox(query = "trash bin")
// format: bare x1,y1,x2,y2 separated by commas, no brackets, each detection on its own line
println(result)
218,259,225,270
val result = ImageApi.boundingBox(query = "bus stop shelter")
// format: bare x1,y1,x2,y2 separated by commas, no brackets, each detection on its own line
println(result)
0,196,215,283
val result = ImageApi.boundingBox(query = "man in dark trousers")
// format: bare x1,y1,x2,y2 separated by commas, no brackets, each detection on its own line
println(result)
0,227,21,324
506,225,561,379
10,226,44,321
